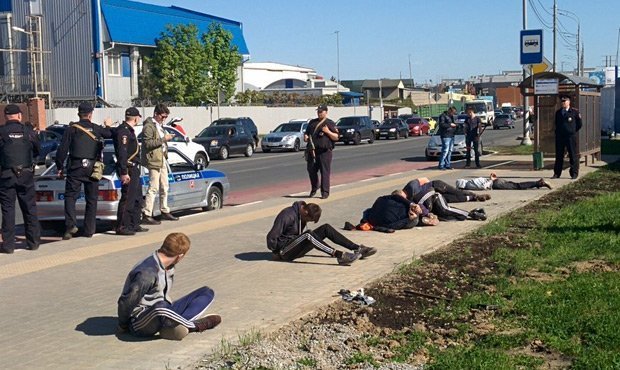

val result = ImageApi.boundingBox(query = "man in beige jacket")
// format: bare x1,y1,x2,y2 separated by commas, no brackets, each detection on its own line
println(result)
141,104,178,224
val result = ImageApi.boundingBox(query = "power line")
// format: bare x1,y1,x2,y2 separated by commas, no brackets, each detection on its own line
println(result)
528,0,553,29
536,0,553,15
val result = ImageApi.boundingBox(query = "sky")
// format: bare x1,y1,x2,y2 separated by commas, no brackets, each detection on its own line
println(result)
146,0,619,83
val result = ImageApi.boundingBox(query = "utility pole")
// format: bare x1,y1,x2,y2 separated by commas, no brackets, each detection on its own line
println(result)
334,30,340,93
521,0,532,145
552,0,557,71
576,23,580,76
408,54,414,88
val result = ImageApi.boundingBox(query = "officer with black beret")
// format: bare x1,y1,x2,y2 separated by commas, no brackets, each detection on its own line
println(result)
113,107,146,236
55,102,113,240
0,104,41,254
553,95,582,179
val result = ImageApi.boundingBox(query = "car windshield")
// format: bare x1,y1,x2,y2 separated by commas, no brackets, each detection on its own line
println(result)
336,117,359,127
465,103,487,113
197,126,229,137
381,119,400,127
406,118,421,124
211,119,237,126
497,114,511,119
273,123,302,133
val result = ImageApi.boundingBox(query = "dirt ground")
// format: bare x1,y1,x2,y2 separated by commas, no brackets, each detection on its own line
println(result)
196,168,620,370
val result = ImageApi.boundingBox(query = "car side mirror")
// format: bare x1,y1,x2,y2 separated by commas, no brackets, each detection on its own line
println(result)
194,163,205,171
185,136,190,143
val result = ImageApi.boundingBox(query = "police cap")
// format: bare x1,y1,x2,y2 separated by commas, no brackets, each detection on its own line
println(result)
4,104,22,115
78,102,94,114
316,104,328,112
125,107,142,117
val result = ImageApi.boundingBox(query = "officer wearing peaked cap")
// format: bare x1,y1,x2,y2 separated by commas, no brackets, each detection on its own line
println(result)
0,104,41,254
113,107,146,236
552,95,582,180
55,102,113,240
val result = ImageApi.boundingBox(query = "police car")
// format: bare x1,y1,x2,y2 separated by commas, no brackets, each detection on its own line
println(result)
35,145,229,229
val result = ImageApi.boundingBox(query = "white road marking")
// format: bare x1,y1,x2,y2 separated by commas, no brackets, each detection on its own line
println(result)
485,161,515,169
234,201,263,207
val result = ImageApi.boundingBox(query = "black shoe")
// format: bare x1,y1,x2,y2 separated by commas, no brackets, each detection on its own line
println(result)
571,175,578,180
309,190,317,197
116,229,136,236
160,212,179,221
551,175,560,179
0,245,14,254
358,245,377,259
321,194,329,199
469,208,487,221
192,314,222,332
464,164,471,168
63,226,79,240
476,164,482,168
337,251,362,266
134,226,149,233
142,214,161,225
343,221,356,231
27,242,40,251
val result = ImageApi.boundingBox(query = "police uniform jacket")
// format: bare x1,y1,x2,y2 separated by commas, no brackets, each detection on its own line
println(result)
113,122,139,176
305,118,337,152
55,119,112,172
554,107,582,137
0,120,40,176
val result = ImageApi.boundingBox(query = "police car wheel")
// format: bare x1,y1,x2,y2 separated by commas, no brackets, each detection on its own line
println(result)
194,153,208,167
203,187,223,211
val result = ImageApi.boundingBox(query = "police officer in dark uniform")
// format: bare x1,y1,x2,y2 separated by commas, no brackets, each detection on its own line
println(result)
55,102,113,240
113,107,147,236
0,104,41,254
304,104,339,199
553,95,582,179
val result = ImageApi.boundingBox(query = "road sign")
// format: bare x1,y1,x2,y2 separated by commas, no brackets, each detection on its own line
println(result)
520,29,543,65
531,57,552,74
534,78,559,95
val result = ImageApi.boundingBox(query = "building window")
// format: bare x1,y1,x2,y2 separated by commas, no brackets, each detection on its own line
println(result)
285,79,293,89
121,53,131,77
107,53,121,76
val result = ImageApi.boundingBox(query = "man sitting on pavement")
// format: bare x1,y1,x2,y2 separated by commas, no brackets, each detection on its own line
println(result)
456,173,553,191
403,178,487,221
267,201,376,265
117,232,221,340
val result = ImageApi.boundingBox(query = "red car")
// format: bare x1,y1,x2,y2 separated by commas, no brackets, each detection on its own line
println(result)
406,117,430,136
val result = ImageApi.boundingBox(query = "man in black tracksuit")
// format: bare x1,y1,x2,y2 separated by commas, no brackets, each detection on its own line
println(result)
266,201,376,265
553,95,582,179
113,107,146,236
0,104,40,254
55,102,113,240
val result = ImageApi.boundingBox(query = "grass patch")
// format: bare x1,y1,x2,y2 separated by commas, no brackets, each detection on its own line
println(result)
601,139,620,155
345,351,377,366
427,346,544,370
296,357,317,367
487,145,534,155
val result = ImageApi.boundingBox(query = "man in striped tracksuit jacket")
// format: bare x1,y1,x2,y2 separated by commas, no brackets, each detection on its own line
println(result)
266,201,376,265
117,233,221,340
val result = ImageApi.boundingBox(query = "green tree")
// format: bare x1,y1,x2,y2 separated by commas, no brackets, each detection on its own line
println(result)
142,23,241,106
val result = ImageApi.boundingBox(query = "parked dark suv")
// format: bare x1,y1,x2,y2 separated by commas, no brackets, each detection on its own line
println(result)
193,125,255,160
335,116,375,145
210,117,259,148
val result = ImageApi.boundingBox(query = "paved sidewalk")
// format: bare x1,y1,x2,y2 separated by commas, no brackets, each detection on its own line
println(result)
0,155,608,369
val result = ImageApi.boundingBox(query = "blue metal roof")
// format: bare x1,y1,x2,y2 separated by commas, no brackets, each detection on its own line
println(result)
101,0,249,55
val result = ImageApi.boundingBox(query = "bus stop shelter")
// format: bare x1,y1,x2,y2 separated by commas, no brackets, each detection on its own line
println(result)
519,72,603,169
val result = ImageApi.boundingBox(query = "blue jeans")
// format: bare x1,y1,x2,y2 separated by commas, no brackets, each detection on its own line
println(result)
438,137,454,169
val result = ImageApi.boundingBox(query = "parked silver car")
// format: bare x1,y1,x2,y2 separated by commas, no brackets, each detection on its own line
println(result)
261,119,309,152
35,145,229,229
425,126,483,160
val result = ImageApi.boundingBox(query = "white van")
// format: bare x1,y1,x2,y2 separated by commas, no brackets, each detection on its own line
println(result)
464,100,495,126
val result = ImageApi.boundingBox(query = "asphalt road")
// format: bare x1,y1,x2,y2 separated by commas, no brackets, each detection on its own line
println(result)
7,123,522,231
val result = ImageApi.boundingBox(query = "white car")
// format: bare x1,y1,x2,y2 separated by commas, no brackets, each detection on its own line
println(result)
134,124,209,167
425,126,483,160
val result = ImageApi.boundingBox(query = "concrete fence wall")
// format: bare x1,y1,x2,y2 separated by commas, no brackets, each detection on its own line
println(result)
47,105,392,137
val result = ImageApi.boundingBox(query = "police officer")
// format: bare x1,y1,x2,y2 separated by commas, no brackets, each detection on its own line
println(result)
113,107,146,236
464,107,482,168
0,104,41,254
55,102,112,240
553,96,582,179
304,104,338,199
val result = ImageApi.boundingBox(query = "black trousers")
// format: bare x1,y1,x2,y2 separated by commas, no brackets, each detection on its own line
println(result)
117,166,142,232
423,193,469,221
492,179,539,190
307,149,332,196
465,137,481,166
279,224,358,261
64,168,99,236
431,180,476,203
0,170,40,250
554,135,579,177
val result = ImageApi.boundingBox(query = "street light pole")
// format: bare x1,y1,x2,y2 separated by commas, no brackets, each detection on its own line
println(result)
521,0,532,145
334,30,340,93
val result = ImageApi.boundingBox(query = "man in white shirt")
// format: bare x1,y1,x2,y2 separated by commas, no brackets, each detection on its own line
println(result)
456,173,552,190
